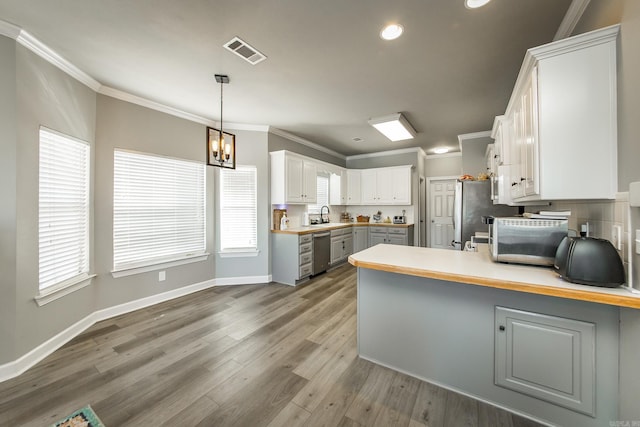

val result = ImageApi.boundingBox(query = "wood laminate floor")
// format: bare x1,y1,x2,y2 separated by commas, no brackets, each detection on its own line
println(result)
0,264,545,427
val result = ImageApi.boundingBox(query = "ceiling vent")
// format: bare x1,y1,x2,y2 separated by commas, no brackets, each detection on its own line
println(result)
223,37,267,65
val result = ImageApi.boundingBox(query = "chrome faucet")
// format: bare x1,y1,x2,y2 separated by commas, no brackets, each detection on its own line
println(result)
320,205,330,223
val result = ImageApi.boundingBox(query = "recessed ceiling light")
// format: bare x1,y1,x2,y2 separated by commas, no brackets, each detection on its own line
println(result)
380,24,404,41
465,0,491,9
433,147,449,154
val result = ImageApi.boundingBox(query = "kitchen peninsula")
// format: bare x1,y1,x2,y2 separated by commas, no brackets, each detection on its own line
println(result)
349,244,640,427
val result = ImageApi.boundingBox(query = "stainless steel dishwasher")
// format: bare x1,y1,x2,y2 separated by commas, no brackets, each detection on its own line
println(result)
312,232,331,275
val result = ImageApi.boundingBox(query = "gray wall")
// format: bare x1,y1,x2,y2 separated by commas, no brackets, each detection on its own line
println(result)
268,131,345,167
0,36,17,364
93,95,216,310
425,154,462,177
213,129,270,279
10,43,97,362
460,136,491,177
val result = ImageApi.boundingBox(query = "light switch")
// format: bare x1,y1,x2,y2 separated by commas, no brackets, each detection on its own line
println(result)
159,271,166,281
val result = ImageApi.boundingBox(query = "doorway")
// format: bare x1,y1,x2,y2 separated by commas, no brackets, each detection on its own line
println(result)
427,177,456,249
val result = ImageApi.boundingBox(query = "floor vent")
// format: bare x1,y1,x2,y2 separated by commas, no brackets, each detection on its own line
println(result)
224,37,267,65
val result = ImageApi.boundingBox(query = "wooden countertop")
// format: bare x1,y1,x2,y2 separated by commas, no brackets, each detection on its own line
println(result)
272,222,414,235
348,244,640,309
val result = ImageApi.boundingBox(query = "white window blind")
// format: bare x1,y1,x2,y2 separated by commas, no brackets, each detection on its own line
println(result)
307,175,329,214
113,150,205,271
38,128,90,290
220,165,257,251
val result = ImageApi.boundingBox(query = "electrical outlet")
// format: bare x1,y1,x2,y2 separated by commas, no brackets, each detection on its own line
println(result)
159,271,166,281
612,225,622,250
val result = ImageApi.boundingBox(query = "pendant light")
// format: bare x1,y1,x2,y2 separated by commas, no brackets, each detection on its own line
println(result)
207,74,236,169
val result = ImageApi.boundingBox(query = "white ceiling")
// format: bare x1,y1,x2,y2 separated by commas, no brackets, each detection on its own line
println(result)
0,0,574,156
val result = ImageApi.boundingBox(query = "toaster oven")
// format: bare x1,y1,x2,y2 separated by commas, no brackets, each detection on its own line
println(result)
489,217,568,266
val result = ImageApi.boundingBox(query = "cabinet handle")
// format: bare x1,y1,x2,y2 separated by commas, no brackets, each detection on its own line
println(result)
520,177,525,182
499,325,505,332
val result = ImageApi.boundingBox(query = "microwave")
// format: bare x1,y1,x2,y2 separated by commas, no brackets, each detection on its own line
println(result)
489,217,568,266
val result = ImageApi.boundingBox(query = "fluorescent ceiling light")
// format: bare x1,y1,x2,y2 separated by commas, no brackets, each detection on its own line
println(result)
380,24,404,40
368,113,417,141
433,147,449,154
465,0,491,9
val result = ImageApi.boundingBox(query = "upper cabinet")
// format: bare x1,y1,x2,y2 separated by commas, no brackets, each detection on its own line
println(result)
346,169,361,205
361,166,412,205
330,169,348,205
270,151,317,204
496,25,619,202
270,150,412,206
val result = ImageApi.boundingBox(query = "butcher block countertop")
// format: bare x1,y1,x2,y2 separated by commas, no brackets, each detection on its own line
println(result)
272,222,413,235
348,244,640,309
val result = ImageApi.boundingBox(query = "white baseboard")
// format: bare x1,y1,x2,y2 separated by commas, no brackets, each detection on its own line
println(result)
214,275,271,286
0,274,272,383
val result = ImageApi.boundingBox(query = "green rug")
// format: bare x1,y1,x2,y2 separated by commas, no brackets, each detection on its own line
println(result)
49,405,105,427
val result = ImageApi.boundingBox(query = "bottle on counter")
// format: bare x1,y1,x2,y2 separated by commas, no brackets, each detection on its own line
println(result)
280,212,290,230
303,212,310,226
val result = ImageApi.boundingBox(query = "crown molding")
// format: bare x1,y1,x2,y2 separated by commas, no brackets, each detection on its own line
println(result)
425,152,462,160
554,0,591,41
346,146,422,161
16,30,101,91
457,130,492,143
98,86,215,126
221,122,270,132
0,20,21,39
268,127,346,160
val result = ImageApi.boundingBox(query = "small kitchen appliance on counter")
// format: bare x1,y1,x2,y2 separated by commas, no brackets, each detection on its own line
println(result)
554,236,626,287
489,217,568,266
393,210,407,224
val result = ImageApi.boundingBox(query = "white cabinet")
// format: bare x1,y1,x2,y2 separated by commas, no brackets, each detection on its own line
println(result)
346,169,361,205
352,227,368,253
360,166,412,205
501,25,619,202
330,227,353,265
270,151,317,204
330,169,348,205
495,307,595,416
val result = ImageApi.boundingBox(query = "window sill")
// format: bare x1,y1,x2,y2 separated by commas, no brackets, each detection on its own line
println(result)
35,273,96,307
111,253,210,278
219,249,260,258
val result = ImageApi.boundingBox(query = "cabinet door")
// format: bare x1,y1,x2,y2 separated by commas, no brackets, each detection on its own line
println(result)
522,68,539,197
329,172,342,205
390,167,411,204
510,105,525,199
330,237,343,264
343,235,353,257
495,307,595,415
353,228,368,252
360,170,378,204
303,161,317,203
375,168,394,204
285,155,304,203
347,170,361,205
387,234,407,246
369,232,386,247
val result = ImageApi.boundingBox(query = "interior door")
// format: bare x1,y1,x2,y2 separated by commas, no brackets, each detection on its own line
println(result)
430,179,455,249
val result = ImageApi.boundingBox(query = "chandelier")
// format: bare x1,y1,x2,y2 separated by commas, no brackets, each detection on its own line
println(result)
207,74,236,169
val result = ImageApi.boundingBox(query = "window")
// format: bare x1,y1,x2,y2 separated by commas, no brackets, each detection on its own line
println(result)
220,165,257,251
307,175,329,215
38,127,90,291
113,150,205,271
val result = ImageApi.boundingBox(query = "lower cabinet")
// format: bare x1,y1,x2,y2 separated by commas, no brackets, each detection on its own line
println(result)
330,227,353,265
495,306,595,416
272,233,313,286
352,227,368,253
368,225,414,247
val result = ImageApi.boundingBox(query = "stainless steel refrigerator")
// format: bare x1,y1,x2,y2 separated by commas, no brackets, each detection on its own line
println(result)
452,180,519,250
